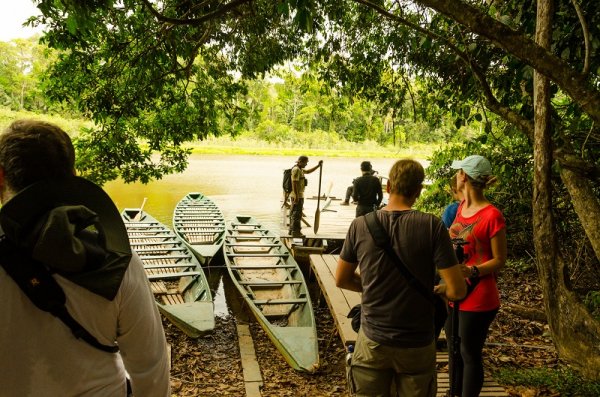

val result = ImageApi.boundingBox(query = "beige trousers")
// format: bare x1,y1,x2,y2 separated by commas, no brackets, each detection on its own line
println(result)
347,328,436,397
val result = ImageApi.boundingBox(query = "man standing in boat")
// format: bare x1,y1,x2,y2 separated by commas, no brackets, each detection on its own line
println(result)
336,158,466,397
0,120,170,396
289,155,323,238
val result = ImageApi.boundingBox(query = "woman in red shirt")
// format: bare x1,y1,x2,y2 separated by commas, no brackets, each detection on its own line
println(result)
447,155,507,397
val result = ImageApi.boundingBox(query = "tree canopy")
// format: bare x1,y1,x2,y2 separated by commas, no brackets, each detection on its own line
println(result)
28,0,600,378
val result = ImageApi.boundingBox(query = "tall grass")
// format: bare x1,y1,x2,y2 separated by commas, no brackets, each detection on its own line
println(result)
192,132,435,158
1,108,436,159
0,108,92,137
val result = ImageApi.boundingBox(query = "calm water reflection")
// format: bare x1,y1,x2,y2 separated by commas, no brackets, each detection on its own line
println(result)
103,154,410,317
104,154,403,229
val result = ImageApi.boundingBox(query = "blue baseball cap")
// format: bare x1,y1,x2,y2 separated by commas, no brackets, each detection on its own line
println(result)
451,155,492,181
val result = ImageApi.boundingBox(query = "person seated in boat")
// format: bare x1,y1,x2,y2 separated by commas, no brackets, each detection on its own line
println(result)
0,120,170,397
336,158,466,397
288,155,323,238
341,163,379,207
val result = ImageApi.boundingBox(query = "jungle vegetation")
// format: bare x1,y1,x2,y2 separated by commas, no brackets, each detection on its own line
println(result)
2,0,600,381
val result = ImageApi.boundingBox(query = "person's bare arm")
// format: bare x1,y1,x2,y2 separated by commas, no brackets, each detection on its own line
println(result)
461,228,507,277
479,228,507,275
437,264,467,301
335,257,362,292
304,160,323,174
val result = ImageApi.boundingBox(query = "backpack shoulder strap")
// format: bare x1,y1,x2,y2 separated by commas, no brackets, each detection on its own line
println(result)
364,211,434,305
0,236,119,353
364,211,388,246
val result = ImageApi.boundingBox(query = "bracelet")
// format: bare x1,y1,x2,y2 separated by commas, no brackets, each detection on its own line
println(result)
470,265,480,278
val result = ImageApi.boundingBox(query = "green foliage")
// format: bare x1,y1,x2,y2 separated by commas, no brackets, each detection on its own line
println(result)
0,37,57,112
13,0,600,189
507,258,535,273
496,366,600,396
584,291,600,320
419,123,534,258
0,107,91,135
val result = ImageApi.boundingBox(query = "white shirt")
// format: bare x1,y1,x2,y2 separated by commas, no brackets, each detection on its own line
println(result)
0,252,170,396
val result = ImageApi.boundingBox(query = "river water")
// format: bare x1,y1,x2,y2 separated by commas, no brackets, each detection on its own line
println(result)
103,154,407,317
104,154,403,229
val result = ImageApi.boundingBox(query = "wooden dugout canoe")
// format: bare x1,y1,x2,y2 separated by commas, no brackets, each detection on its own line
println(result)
121,208,215,337
223,215,319,373
173,192,225,266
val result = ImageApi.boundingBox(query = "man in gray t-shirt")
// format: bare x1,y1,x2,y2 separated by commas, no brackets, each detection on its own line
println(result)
336,159,466,397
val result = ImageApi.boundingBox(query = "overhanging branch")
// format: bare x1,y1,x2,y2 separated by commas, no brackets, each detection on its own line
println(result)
353,0,534,139
412,0,600,125
140,0,252,26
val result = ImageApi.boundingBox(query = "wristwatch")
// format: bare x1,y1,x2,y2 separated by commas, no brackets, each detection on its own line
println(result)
470,266,480,278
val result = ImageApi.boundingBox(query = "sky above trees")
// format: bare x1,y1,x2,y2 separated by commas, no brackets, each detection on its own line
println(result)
0,0,43,41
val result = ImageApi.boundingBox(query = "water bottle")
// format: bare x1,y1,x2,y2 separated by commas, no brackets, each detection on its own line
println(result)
346,344,354,366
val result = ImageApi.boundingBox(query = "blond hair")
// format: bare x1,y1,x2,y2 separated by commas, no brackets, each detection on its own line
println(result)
388,159,424,197
466,174,497,190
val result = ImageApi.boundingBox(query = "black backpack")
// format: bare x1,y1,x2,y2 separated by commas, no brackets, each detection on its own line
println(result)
282,167,293,193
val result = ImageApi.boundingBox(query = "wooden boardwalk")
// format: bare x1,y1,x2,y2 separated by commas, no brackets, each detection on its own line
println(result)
279,196,358,239
309,254,509,397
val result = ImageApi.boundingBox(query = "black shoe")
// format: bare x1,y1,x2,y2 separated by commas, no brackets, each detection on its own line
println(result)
291,231,305,238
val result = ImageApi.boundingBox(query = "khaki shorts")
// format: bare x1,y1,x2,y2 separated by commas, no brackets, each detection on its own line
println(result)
347,328,436,397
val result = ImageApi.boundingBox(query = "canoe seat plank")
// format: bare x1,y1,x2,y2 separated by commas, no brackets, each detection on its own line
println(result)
135,247,187,253
227,253,289,258
254,298,307,305
147,271,202,280
177,227,225,231
227,243,280,247
139,254,191,260
229,264,297,270
144,263,196,270
238,280,302,286
131,241,179,247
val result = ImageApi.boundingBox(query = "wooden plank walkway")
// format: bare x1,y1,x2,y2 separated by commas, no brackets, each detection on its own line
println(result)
309,254,509,397
279,196,357,239
310,253,359,346
236,324,263,397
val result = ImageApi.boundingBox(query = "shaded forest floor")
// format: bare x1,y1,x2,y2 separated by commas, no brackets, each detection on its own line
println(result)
165,265,564,397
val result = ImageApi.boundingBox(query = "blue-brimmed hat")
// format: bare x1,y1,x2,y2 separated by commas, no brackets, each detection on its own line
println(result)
451,155,492,182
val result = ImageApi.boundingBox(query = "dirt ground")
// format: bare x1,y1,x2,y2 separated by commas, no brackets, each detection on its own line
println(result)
166,265,559,397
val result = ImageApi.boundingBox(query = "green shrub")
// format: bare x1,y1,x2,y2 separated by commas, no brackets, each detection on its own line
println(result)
496,366,600,396
584,291,600,320
419,129,534,258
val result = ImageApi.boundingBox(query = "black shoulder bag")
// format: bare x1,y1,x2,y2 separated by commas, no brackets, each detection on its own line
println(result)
347,211,434,332
0,236,119,353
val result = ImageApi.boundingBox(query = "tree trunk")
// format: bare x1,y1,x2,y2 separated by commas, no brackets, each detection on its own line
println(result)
560,168,600,262
532,0,600,380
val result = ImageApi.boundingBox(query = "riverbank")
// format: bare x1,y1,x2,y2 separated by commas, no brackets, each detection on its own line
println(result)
167,284,348,397
188,135,434,160
0,108,435,161
164,265,579,397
